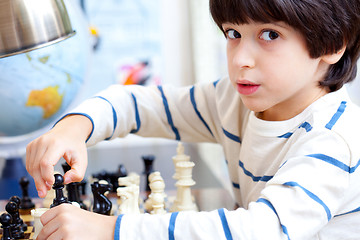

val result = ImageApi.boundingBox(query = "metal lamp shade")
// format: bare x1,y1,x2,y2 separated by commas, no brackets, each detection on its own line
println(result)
0,0,75,58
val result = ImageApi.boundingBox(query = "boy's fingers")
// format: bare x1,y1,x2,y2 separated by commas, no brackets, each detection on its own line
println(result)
39,207,63,240
63,150,87,184
39,146,66,188
63,167,85,184
32,175,49,198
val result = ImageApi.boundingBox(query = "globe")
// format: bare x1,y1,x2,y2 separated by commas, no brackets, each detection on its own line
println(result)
0,0,92,199
0,0,91,157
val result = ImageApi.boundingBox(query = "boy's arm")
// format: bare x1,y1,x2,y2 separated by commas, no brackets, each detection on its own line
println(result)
115,131,354,239
71,82,221,146
27,79,225,197
26,115,92,197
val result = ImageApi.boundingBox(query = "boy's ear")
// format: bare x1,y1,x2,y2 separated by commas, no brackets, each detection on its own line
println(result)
321,46,346,64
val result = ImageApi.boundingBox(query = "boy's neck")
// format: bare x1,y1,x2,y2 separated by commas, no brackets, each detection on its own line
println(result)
255,87,329,121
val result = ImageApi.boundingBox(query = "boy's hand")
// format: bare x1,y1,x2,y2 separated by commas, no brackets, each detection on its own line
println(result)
26,115,92,198
38,204,116,240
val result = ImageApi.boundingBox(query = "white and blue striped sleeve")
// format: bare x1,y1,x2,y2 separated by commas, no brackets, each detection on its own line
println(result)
67,81,222,146
114,130,357,239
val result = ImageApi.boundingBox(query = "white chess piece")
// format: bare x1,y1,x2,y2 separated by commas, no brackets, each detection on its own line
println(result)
144,171,167,214
172,142,190,180
117,185,140,214
43,188,55,208
31,208,48,239
118,172,140,187
117,173,141,209
98,180,110,196
171,161,198,212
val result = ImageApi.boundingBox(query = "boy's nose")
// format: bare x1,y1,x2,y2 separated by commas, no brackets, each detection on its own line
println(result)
231,41,256,69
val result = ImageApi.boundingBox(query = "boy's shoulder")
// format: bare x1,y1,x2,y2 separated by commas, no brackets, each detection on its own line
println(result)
306,88,360,145
309,88,360,129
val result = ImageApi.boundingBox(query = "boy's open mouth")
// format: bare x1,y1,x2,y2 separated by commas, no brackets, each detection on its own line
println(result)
237,83,260,95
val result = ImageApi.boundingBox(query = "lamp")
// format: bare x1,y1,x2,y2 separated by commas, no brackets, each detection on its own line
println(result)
0,0,75,58
0,0,75,199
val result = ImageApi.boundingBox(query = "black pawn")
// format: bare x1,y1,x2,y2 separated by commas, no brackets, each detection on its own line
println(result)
5,201,24,239
19,177,35,210
9,196,27,232
8,196,27,231
0,213,14,240
61,162,87,210
142,155,155,192
50,174,71,208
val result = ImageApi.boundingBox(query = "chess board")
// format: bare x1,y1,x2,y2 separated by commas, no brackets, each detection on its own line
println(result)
0,212,35,240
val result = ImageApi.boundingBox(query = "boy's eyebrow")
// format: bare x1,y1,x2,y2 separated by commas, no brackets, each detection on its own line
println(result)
222,21,291,30
268,22,291,30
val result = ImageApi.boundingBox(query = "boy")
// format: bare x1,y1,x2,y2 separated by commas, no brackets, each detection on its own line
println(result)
26,0,360,239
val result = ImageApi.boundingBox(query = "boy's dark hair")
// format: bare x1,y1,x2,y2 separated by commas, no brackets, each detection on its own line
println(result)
210,0,360,92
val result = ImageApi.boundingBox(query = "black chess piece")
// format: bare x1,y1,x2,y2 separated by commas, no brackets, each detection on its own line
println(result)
91,181,112,215
61,162,87,210
18,177,35,210
50,174,71,208
110,164,128,192
0,213,14,240
79,179,87,196
8,196,27,231
5,201,24,239
142,155,155,192
67,182,87,210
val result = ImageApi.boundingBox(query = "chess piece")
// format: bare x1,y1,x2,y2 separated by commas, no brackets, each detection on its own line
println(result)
109,164,128,192
117,173,141,210
79,179,87,196
0,213,14,240
61,162,87,210
43,188,56,208
91,181,112,215
5,201,24,239
67,182,87,210
91,165,127,193
31,208,48,239
144,172,167,214
172,142,190,180
8,196,27,231
142,155,155,192
117,185,140,214
118,172,140,187
19,177,35,211
171,161,198,212
50,174,71,208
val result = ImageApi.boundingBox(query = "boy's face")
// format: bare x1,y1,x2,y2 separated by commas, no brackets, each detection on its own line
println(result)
223,21,330,121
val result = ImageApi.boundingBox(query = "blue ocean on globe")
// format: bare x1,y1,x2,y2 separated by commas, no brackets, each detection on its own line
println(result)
0,0,91,157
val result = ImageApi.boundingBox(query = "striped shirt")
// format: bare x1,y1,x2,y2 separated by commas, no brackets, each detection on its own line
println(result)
68,77,360,239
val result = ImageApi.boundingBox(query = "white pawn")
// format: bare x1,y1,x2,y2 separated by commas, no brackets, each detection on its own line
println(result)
171,161,198,212
144,171,167,214
172,142,190,180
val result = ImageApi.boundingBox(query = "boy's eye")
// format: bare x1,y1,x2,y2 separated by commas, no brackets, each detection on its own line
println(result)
260,30,279,41
225,29,241,39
